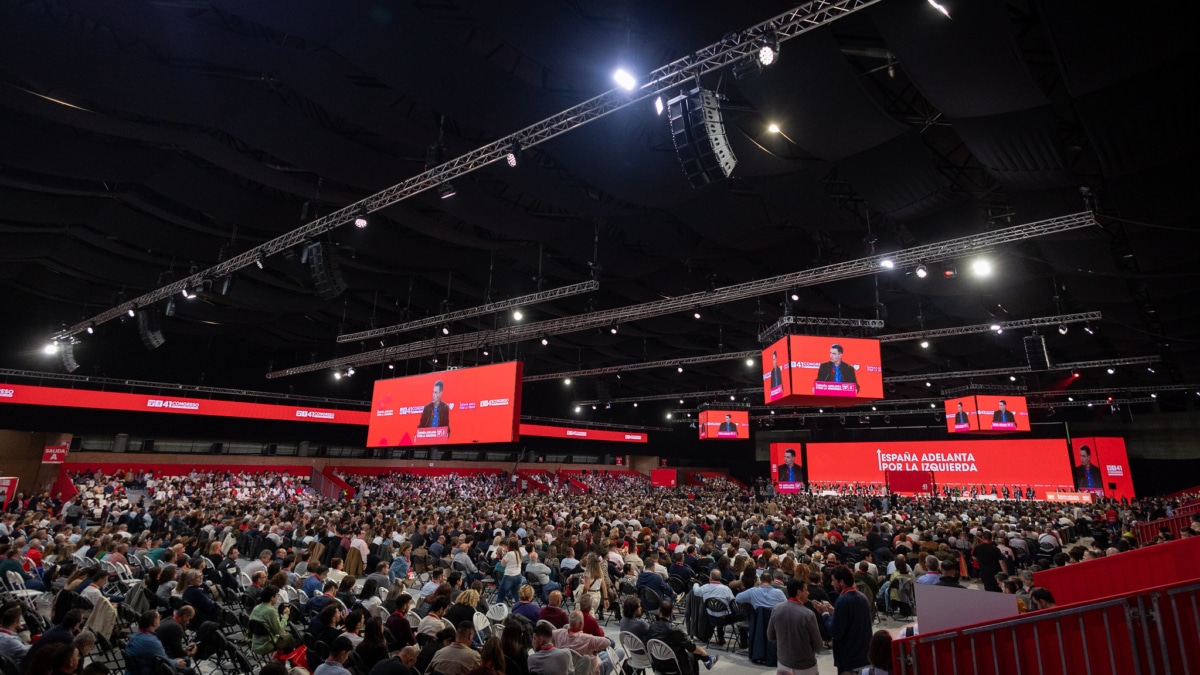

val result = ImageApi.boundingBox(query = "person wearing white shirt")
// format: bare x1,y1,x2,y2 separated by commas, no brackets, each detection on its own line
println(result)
692,570,735,616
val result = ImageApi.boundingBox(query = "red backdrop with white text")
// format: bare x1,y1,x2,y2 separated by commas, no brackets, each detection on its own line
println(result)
1071,437,1136,500
698,410,749,440
806,439,1075,498
367,362,522,447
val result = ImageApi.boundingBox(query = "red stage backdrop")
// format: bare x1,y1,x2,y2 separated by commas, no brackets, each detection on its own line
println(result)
888,470,934,495
769,442,804,493
698,410,749,440
807,439,1075,498
0,383,368,425
944,396,978,433
518,424,647,443
650,468,677,488
367,362,522,447
761,337,793,403
1071,437,1136,500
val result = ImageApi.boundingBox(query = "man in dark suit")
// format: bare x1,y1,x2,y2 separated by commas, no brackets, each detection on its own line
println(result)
769,350,784,388
992,400,1014,423
417,379,450,428
777,449,799,483
954,402,969,425
815,344,858,391
1073,445,1104,491
718,414,736,433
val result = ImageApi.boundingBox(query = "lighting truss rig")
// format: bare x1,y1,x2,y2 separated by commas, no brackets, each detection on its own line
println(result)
53,0,885,343
269,212,1099,378
758,316,885,344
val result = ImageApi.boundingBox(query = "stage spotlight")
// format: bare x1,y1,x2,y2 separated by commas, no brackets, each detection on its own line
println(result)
666,412,672,419
1107,368,1115,374
346,366,354,376
482,349,489,356
1084,323,1094,335
127,307,136,318
679,399,684,404
613,69,636,91
1073,371,1080,378
1148,367,1156,374
438,183,456,199
654,96,664,116
633,402,638,407
879,259,895,270
574,406,581,413
85,324,94,335
43,342,58,355
388,364,394,370
512,309,523,321
441,325,450,335
871,406,877,411
757,33,779,66
1058,324,1068,335
920,341,929,349
746,358,754,367
592,405,597,410
990,324,1002,332
972,259,993,277
541,337,549,346
1151,393,1158,399
333,371,342,380
610,324,618,334
255,251,265,269
943,265,958,279
915,264,928,278
925,381,932,387
930,403,936,408
181,288,194,300
790,292,799,301
818,409,823,413
927,0,952,18
1009,375,1017,382
693,309,701,319
564,378,571,385
677,366,684,373
767,123,780,134
353,207,369,228
505,139,521,167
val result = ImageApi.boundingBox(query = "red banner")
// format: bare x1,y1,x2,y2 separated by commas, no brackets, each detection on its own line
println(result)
43,445,69,464
807,439,1075,498
0,383,368,425
1044,492,1094,503
650,468,677,487
518,424,647,443
888,470,934,495
0,478,17,509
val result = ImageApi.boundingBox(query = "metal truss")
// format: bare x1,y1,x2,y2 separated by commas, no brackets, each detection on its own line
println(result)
940,383,1028,396
523,351,759,382
1030,384,1200,399
338,281,599,343
51,0,883,343
884,355,1161,383
1030,397,1156,410
878,312,1102,343
519,415,671,432
0,368,368,407
574,387,760,407
268,212,1098,378
758,316,885,344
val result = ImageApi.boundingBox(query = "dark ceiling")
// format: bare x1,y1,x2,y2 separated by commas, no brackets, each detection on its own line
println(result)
1,0,1197,426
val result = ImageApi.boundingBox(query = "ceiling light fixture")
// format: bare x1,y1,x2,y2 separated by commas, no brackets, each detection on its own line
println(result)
541,337,549,346
677,366,684,373
610,324,618,334
767,123,781,134
441,325,450,335
255,251,265,269
746,358,755,366
574,406,581,413
915,264,928,278
127,307,136,318
346,366,354,376
757,33,779,65
879,259,895,270
1058,324,1068,335
512,309,523,321
972,259,993,277
1084,323,1095,335
505,139,521,168
920,340,929,349
85,324,94,335
1010,375,1017,382
927,0,952,18
693,309,701,319
790,292,799,301
666,412,672,419
564,378,571,385
1107,368,1115,374
353,207,369,228
43,342,58,355
613,69,636,91
925,381,932,387
438,183,456,199
654,96,664,116
633,402,638,407
990,324,1002,332
943,265,958,279
333,371,342,380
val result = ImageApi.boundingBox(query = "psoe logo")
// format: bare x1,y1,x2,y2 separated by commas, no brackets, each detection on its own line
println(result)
0,388,13,398
296,410,335,420
1105,464,1125,476
625,434,643,441
566,430,587,437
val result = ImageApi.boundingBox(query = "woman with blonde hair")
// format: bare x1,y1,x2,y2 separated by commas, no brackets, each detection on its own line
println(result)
445,588,479,627
581,553,610,621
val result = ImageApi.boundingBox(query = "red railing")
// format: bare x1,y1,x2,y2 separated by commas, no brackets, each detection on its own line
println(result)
515,470,551,494
1133,512,1196,546
894,579,1200,675
1035,535,1200,606
685,471,747,489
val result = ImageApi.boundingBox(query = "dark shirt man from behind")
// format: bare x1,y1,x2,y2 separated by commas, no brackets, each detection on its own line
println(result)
636,556,674,613
617,597,649,644
813,567,872,674
973,531,1004,592
767,579,823,675
413,627,456,675
937,557,966,589
22,608,86,671
156,605,197,663
646,600,716,675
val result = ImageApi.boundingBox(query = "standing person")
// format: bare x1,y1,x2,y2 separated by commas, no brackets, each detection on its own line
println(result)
813,567,872,675
972,532,1004,592
496,540,523,605
581,554,610,621
767,579,823,675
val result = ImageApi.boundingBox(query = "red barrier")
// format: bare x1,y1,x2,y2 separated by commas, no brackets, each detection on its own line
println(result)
1034,535,1200,606
1132,512,1197,546
326,466,504,477
894,579,1200,675
515,470,551,494
65,462,314,476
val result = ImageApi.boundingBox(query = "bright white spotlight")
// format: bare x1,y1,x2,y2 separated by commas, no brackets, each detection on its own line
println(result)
633,402,638,407
354,212,368,228
610,326,618,334
86,325,94,334
654,96,664,116
666,413,672,419
482,349,489,356
757,39,778,66
333,371,342,380
388,364,395,370
730,395,736,401
915,264,928,278
564,378,571,385
43,343,59,355
613,69,636,91
127,308,136,317
677,366,683,373
972,259,993,277
1058,324,1068,335
746,358,754,367
920,341,929,349
541,338,549,346
790,293,799,301
989,324,1002,332
767,123,781,134
591,405,597,410
927,0,951,18
512,309,523,321
679,399,684,404
346,367,355,376
574,406,581,413
879,259,895,269
1009,375,1017,382
1107,368,1115,374
693,311,701,319
925,381,932,387
441,326,450,335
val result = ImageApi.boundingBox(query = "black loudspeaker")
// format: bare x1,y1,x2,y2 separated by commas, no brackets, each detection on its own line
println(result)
1024,335,1050,370
1109,483,1117,490
69,437,82,451
210,442,223,454
136,311,166,350
141,439,155,453
307,242,347,299
262,444,277,456
667,87,737,188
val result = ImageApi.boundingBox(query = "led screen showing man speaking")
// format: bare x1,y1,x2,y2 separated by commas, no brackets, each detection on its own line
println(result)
770,443,804,493
698,410,749,440
366,362,522,447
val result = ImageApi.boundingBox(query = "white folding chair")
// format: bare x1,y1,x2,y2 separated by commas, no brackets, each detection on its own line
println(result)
3,571,42,603
485,602,509,625
647,639,684,675
619,632,652,675
472,611,492,641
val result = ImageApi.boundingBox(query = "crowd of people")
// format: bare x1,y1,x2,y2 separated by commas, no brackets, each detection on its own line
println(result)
0,465,1194,675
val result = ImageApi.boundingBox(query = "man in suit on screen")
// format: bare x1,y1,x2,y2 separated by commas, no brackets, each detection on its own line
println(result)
815,344,858,391
1073,445,1104,491
769,350,783,388
777,448,799,483
718,414,737,433
992,400,1015,423
954,402,970,425
417,380,450,428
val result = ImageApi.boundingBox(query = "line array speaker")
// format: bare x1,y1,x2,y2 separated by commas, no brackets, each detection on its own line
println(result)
667,87,737,188
308,242,347,300
1024,335,1050,370
136,310,166,350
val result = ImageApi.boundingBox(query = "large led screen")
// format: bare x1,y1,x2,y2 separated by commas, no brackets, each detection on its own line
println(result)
975,395,1030,432
807,439,1075,498
789,335,883,401
761,337,792,403
770,442,803,493
367,362,522,447
944,396,977,432
698,410,749,440
1071,437,1136,500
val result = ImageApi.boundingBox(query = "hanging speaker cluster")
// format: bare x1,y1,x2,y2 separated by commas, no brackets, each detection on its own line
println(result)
136,310,166,350
307,242,347,300
667,87,737,188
